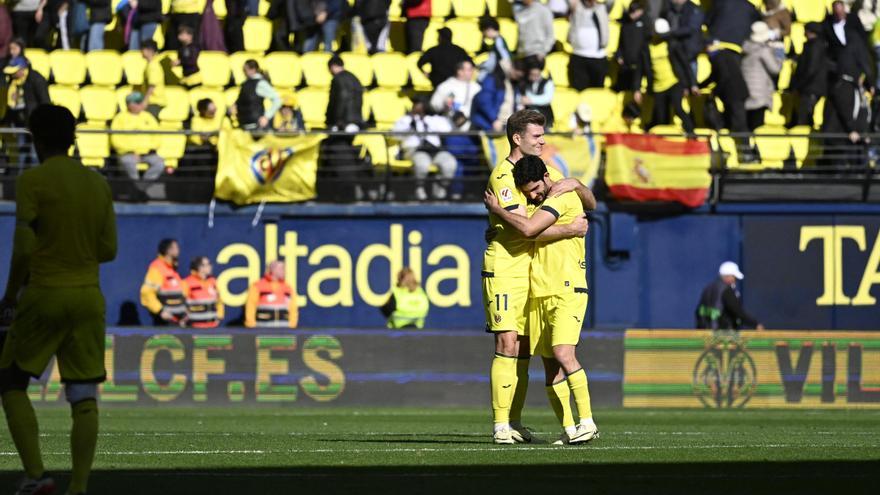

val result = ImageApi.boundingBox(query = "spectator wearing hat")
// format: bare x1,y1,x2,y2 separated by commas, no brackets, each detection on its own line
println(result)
1,56,49,128
110,92,166,181
326,55,364,131
647,18,696,135
417,27,472,89
274,93,304,131
567,0,610,90
516,0,555,60
696,261,764,332
741,21,782,130
789,22,827,127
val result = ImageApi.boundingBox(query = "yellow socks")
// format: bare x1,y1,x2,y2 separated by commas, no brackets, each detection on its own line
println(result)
69,399,98,494
508,357,530,424
567,368,593,422
545,379,575,429
2,390,44,479
490,354,518,425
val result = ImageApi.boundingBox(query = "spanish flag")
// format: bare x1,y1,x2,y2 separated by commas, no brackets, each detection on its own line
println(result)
604,133,711,208
215,129,324,205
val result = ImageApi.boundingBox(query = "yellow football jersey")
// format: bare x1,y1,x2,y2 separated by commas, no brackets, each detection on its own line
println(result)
529,190,587,298
482,157,565,278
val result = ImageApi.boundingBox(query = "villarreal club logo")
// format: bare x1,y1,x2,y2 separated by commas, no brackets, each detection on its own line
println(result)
250,147,295,185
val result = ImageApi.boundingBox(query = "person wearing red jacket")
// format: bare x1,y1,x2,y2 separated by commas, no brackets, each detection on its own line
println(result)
182,256,224,328
245,260,298,328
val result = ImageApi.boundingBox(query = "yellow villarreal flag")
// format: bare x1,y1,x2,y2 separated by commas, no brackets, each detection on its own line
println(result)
604,133,711,208
215,129,325,204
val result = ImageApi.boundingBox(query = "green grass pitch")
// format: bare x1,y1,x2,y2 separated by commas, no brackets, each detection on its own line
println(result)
1,408,878,494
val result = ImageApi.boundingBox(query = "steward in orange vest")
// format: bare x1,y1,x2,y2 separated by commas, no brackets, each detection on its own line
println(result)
245,260,298,328
140,238,186,325
182,256,225,328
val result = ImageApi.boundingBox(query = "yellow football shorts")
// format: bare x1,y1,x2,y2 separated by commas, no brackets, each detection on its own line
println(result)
482,276,530,334
0,286,107,382
528,291,588,358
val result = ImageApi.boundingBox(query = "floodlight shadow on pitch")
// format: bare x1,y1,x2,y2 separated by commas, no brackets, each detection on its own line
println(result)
28,104,76,150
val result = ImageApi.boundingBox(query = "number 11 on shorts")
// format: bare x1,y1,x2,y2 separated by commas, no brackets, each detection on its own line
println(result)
495,293,508,311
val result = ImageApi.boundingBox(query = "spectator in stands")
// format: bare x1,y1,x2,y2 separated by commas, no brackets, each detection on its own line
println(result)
314,0,347,52
1,56,49,129
354,0,390,54
701,42,749,136
403,0,431,54
2,37,24,69
478,17,512,80
430,59,480,119
705,0,760,49
10,0,41,47
741,21,781,131
111,92,167,181
141,238,186,326
418,27,472,89
245,260,298,328
167,0,202,50
664,0,705,80
326,54,364,130
471,62,514,132
696,261,764,332
381,267,430,329
40,0,77,49
235,59,282,130
789,22,827,127
761,0,791,41
392,97,457,200
614,2,650,95
127,0,163,50
182,256,224,329
83,0,110,51
844,0,878,33
174,25,201,88
185,98,224,171
516,0,554,60
824,0,873,86
224,0,247,52
568,0,610,90
647,18,696,135
521,56,555,128
136,40,165,117
274,93,305,131
268,0,319,52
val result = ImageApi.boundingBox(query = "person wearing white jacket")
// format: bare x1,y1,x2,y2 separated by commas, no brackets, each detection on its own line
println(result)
393,99,458,201
430,60,481,120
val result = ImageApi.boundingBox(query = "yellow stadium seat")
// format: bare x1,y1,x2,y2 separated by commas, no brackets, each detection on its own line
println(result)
766,93,786,126
301,52,333,88
26,48,50,79
373,52,409,88
753,125,791,168
716,133,757,170
787,125,811,165
115,86,134,113
498,18,518,53
606,21,620,56
258,0,270,15
446,18,483,54
607,0,624,19
122,51,146,85
85,50,123,86
813,96,824,128
243,16,273,53
229,51,264,85
793,0,828,23
213,0,227,18
551,88,580,131
158,121,187,169
354,134,391,166
420,19,447,52
452,0,485,17
432,0,452,18
366,89,411,130
75,122,109,168
341,52,374,87
788,22,805,55
189,86,228,117
158,86,191,122
296,87,330,129
80,86,118,123
580,88,619,129
198,51,232,87
263,52,303,89
553,18,570,53
696,54,711,83
224,86,240,110
406,52,433,91
545,52,569,88
778,60,793,90
389,0,402,21
50,50,87,85
49,85,81,119
648,124,685,138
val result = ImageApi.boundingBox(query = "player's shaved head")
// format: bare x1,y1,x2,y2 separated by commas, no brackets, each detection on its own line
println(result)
28,104,75,159
513,155,548,188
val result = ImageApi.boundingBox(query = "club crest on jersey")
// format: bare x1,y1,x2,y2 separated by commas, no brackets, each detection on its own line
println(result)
499,187,513,203
250,146,295,185
494,314,503,324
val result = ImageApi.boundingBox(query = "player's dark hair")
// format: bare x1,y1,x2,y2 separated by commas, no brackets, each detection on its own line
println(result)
196,98,213,115
178,25,194,36
513,155,548,188
190,256,209,271
141,40,158,52
28,104,75,151
506,109,546,149
158,238,178,256
328,55,344,68
479,16,500,31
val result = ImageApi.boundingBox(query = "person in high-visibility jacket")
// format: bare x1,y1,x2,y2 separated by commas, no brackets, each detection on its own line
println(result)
140,238,186,325
182,256,224,329
245,260,298,328
381,267,430,329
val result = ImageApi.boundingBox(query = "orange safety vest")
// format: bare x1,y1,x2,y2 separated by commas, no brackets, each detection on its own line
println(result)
150,257,186,319
183,274,220,328
254,276,293,328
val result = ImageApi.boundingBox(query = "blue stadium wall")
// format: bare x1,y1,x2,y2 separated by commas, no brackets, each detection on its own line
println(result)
0,202,879,330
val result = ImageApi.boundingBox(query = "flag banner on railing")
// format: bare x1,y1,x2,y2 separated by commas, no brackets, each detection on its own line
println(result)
215,130,324,205
481,133,599,185
604,133,711,208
